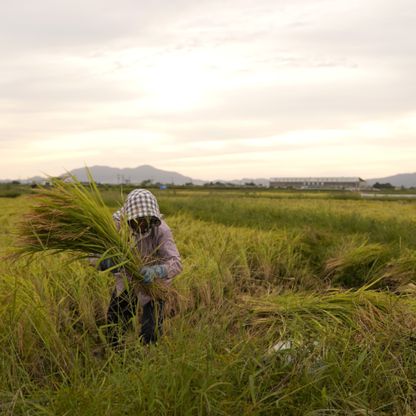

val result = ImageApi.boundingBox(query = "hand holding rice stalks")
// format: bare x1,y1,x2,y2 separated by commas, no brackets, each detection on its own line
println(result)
11,173,168,299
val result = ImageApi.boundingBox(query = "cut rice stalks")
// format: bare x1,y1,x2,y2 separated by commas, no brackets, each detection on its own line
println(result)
10,172,169,299
241,288,416,335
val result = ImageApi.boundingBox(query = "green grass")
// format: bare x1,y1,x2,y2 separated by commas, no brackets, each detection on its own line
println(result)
1,189,416,415
155,193,416,248
0,183,33,198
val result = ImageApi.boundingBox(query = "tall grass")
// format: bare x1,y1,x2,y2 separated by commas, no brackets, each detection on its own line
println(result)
241,289,414,336
157,193,416,247
1,190,416,415
324,237,390,287
11,174,167,299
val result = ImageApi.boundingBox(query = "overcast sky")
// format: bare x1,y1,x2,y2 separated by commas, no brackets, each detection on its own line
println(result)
1,0,415,180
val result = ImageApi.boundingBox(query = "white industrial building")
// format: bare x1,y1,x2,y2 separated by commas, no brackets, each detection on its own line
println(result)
269,177,366,190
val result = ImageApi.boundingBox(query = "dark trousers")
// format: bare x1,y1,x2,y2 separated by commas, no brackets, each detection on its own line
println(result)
106,290,165,346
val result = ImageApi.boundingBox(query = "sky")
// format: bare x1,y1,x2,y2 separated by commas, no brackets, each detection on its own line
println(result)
1,0,415,180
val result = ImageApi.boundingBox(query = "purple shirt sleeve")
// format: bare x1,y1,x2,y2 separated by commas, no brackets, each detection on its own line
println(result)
155,221,183,280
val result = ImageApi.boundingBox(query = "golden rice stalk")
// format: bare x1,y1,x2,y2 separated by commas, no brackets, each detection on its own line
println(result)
382,249,416,289
11,171,168,299
241,288,412,334
323,237,388,287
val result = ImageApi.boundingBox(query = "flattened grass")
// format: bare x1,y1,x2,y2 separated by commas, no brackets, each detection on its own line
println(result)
241,289,412,335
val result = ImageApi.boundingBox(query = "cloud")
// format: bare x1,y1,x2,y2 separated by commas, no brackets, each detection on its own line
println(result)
1,0,416,179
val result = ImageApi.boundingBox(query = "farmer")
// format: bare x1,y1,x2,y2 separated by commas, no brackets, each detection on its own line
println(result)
102,188,182,346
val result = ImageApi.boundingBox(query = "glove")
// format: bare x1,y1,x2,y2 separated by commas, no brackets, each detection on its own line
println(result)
140,265,168,284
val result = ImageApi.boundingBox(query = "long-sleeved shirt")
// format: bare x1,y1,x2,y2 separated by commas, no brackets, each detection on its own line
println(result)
113,219,182,305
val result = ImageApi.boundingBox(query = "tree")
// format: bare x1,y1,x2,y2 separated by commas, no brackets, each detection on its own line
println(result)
140,179,153,187
373,182,394,189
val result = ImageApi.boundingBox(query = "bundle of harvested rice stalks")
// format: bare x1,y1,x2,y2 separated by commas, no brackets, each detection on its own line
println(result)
240,288,410,334
11,172,168,299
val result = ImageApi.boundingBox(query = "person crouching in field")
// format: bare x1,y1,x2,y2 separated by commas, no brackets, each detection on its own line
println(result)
101,189,182,346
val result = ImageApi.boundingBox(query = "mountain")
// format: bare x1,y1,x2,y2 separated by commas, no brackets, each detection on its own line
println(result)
7,167,416,188
67,165,201,185
365,173,416,188
0,166,267,186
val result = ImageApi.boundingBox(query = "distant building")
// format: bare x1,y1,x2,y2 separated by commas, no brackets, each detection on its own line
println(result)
269,177,367,190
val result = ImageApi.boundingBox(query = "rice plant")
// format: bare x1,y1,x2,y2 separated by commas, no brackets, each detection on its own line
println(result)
10,173,168,299
323,237,390,287
1,189,416,415
241,288,414,336
382,249,416,290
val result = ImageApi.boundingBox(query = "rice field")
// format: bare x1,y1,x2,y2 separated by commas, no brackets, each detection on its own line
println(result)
1,188,416,415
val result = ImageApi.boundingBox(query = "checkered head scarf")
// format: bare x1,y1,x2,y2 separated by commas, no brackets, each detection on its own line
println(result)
113,189,162,227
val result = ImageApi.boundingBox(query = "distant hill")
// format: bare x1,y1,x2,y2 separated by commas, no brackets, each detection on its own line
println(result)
5,167,416,188
366,173,416,188
67,165,201,186
0,166,268,186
